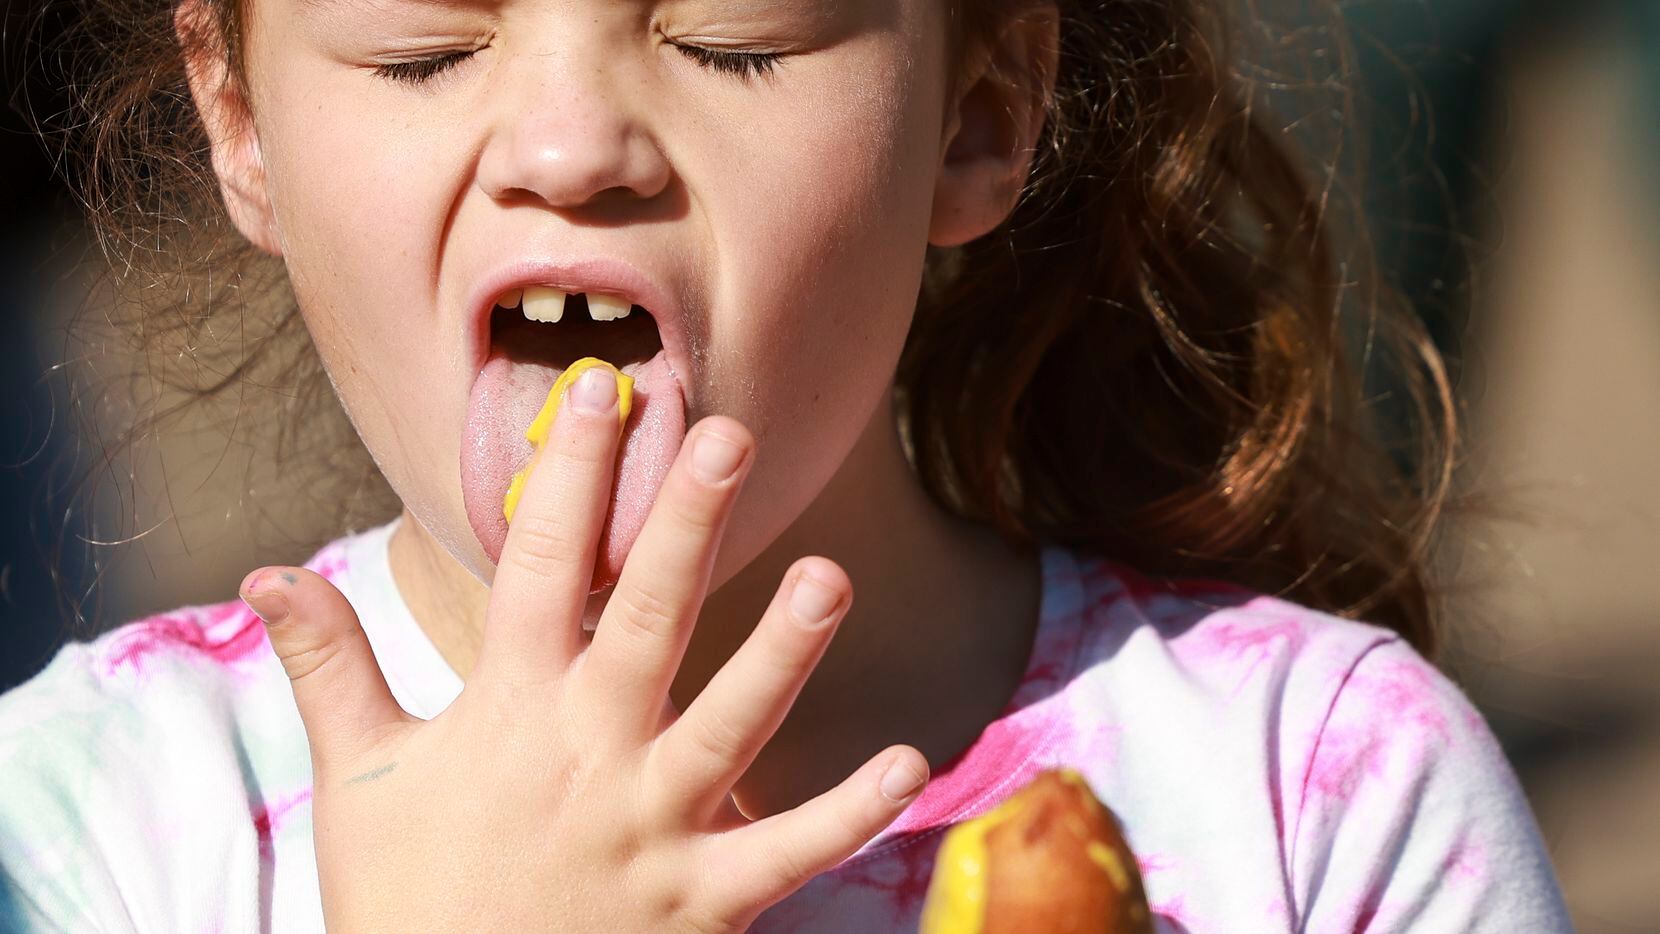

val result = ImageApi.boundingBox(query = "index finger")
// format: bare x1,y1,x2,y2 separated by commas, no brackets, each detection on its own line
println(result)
482,365,625,681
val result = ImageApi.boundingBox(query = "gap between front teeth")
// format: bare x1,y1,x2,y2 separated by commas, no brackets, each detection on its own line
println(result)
515,288,634,324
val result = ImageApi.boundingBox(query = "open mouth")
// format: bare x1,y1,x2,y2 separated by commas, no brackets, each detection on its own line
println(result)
488,288,665,373
461,283,689,592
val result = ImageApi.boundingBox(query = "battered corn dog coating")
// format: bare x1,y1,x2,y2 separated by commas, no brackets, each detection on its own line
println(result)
920,769,1152,934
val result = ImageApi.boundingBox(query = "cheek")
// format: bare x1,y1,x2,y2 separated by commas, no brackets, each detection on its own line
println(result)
252,70,470,448
676,53,942,560
261,84,446,281
698,48,943,421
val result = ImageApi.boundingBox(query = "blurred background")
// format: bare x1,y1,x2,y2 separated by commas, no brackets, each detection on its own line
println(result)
3,0,1657,928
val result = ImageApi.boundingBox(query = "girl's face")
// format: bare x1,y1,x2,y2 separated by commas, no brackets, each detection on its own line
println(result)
219,0,999,587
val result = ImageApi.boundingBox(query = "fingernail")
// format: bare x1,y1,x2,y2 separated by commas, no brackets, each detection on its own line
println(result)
789,571,840,626
569,366,617,415
880,757,927,803
690,431,745,484
242,588,290,625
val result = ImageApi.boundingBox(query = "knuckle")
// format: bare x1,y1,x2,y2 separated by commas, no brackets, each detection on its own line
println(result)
613,584,682,640
675,857,739,933
272,632,345,683
639,755,696,828
765,834,816,891
548,430,615,470
503,517,583,572
832,800,871,848
679,899,736,934
683,848,763,933
688,705,751,764
664,480,725,535
752,635,811,683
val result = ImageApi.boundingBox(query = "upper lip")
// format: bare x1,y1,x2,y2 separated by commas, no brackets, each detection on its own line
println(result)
467,256,689,383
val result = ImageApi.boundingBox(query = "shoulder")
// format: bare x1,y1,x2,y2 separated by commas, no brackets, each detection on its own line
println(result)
0,530,377,931
0,599,298,930
0,524,371,751
1035,549,1423,852
1049,548,1400,716
1288,636,1571,930
0,594,285,770
1052,549,1570,930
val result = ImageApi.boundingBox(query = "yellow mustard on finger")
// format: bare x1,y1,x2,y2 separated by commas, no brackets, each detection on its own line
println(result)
502,357,635,524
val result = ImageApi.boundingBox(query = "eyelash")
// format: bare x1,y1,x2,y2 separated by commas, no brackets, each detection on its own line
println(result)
374,51,477,86
674,44,783,80
372,43,784,87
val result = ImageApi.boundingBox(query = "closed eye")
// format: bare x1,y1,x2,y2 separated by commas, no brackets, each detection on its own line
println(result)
374,49,478,86
673,43,783,81
372,42,782,86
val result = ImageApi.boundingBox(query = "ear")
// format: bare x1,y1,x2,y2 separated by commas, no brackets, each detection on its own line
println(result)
929,5,1060,248
176,0,282,256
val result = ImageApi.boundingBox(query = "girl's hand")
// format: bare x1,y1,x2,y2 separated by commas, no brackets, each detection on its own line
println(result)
240,368,930,932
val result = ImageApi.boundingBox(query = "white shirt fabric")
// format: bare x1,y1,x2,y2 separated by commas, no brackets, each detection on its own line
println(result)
0,521,1572,931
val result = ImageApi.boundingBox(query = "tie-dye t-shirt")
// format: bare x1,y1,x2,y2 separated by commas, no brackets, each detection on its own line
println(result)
0,521,1570,932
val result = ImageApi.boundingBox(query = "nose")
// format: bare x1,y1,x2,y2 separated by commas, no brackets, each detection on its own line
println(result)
475,43,672,209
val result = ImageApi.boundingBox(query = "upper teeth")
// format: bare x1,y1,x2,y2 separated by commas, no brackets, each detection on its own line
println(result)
587,294,633,321
521,287,564,323
514,287,634,324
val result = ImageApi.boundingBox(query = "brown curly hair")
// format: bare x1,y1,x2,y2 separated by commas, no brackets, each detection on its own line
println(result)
36,0,1455,653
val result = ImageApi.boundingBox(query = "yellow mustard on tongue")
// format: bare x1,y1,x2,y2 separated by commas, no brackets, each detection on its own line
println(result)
502,357,635,524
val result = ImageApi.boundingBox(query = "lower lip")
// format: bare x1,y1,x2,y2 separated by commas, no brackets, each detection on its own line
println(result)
460,348,686,592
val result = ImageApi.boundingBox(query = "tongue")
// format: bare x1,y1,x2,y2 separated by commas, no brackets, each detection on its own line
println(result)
461,350,686,591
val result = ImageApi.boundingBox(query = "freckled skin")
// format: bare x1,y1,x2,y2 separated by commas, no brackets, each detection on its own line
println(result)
238,0,953,594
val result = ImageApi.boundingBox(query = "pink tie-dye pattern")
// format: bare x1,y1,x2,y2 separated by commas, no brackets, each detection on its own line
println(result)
1442,833,1487,883
760,715,1080,930
100,602,269,680
1098,559,1252,606
251,788,314,859
1287,639,1533,930
1176,608,1309,693
753,570,1100,929
0,532,1568,932
882,704,1079,839
1302,654,1452,803
825,833,944,926
307,544,350,583
95,542,354,682
866,564,1099,840
800,560,1179,926
1132,854,1200,932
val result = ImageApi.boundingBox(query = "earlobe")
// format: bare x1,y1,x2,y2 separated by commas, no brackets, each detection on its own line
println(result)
176,0,282,256
928,5,1060,249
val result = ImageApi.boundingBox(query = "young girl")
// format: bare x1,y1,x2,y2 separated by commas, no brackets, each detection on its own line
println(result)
0,0,1571,930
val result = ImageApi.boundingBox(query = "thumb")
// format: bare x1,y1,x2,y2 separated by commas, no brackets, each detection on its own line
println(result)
241,566,409,768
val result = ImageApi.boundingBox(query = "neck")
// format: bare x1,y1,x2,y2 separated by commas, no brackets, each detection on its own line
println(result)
389,386,1042,819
